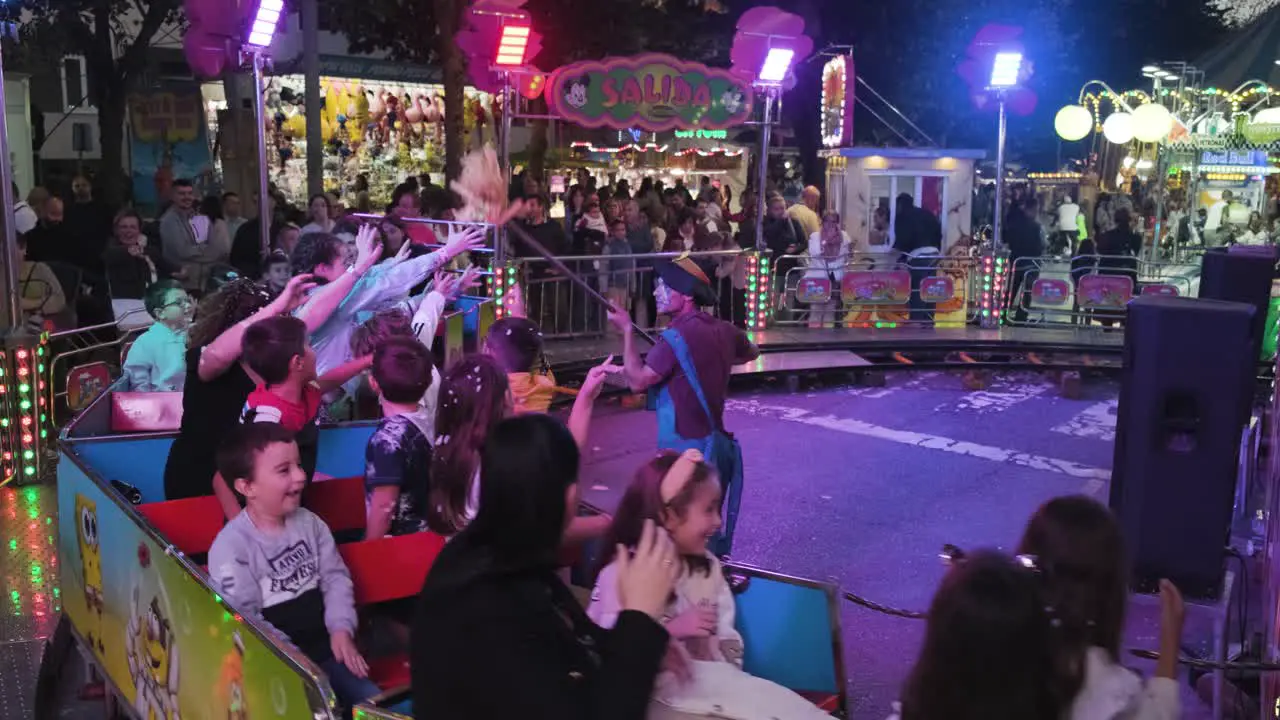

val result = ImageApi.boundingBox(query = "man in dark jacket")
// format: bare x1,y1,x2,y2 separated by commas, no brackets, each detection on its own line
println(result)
893,194,943,321
762,194,806,319
1004,196,1045,322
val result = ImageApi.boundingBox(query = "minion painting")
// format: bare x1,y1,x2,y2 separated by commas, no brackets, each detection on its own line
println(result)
126,585,180,720
74,494,105,654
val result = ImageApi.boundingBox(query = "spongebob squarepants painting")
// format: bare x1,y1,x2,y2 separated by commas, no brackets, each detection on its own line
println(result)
126,585,180,720
74,494,105,655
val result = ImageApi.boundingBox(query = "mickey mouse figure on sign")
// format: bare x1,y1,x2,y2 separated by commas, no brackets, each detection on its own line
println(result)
563,76,590,109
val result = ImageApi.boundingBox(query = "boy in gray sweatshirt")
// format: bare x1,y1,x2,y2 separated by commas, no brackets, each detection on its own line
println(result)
207,422,378,710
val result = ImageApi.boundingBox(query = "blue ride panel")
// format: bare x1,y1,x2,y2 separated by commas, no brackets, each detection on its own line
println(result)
734,571,842,697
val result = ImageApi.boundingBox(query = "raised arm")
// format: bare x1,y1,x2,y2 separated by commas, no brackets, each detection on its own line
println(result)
317,355,373,395
294,225,383,333
349,226,487,314
607,309,663,393
197,274,316,381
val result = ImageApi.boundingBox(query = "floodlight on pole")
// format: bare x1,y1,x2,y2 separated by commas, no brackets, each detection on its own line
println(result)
988,52,1022,88
246,0,283,48
758,47,795,83
495,23,531,67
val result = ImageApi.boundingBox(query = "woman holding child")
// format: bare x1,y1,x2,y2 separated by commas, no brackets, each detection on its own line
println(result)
412,413,679,719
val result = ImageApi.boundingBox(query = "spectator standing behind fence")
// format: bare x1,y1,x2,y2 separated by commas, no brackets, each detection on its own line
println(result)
161,180,227,294
805,212,853,328
604,219,636,329
104,208,184,299
787,186,822,238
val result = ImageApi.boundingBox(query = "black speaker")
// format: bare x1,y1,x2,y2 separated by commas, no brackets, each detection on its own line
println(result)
1109,296,1256,600
1199,245,1276,361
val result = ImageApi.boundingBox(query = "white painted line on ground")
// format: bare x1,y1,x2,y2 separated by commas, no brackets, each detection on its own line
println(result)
1081,478,1106,497
727,399,1112,481
1052,400,1117,442
941,381,1049,415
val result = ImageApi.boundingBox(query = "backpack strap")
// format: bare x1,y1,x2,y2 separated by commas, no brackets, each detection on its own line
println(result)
660,327,715,428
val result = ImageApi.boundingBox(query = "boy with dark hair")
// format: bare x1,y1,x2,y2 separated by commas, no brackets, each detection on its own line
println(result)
484,315,556,415
238,315,371,486
207,423,377,711
260,250,291,297
364,336,435,539
122,279,193,391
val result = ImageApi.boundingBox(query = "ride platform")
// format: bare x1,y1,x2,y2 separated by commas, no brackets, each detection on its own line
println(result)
545,325,1126,375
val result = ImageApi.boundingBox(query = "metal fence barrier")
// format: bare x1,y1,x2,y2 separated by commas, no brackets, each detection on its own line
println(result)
772,252,982,329
512,249,751,338
1003,254,1201,329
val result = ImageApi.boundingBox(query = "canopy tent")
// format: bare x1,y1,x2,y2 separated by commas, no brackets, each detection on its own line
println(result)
1196,6,1280,90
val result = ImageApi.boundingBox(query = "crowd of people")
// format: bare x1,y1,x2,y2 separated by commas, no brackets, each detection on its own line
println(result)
11,161,1205,720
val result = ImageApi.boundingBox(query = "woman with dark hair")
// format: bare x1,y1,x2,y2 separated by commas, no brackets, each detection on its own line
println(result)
300,193,335,235
1093,208,1142,326
103,208,182,301
895,550,1073,720
161,245,368,507
389,182,438,246
564,185,588,234
161,277,311,504
411,413,678,719
1016,496,1183,719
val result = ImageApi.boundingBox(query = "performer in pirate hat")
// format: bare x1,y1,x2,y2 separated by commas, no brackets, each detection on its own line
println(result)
609,253,759,557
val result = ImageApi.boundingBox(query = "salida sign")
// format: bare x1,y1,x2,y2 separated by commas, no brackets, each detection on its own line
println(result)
548,53,753,132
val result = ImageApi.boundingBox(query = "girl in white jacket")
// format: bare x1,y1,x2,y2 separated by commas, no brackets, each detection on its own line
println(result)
1016,496,1185,720
588,450,832,719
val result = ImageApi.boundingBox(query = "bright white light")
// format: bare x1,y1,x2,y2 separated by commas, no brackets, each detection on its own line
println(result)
246,0,285,48
1141,65,1160,74
759,48,795,83
989,52,1022,88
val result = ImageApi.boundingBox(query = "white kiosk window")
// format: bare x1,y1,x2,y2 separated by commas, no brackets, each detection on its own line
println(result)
870,173,949,245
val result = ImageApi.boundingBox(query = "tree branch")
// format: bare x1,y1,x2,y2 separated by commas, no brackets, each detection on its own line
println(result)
116,0,172,83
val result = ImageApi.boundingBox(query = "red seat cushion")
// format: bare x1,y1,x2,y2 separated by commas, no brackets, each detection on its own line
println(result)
340,532,446,606
795,691,840,712
303,476,366,534
111,391,185,433
138,496,224,557
367,653,411,690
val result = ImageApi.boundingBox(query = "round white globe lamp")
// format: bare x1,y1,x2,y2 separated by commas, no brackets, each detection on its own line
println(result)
1102,112,1134,144
1054,105,1093,141
1132,103,1173,142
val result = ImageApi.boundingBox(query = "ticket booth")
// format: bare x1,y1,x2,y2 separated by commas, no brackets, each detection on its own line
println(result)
822,147,985,252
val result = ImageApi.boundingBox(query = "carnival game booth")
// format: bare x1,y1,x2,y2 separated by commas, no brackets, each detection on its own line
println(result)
261,72,497,207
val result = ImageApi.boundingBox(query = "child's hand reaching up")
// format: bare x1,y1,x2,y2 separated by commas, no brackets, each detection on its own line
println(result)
331,630,369,678
665,604,717,639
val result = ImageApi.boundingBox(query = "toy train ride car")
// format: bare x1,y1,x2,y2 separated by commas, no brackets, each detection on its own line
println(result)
35,386,850,719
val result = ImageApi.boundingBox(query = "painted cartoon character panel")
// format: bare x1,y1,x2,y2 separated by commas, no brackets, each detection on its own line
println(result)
75,494,105,655
126,583,180,720
220,631,248,720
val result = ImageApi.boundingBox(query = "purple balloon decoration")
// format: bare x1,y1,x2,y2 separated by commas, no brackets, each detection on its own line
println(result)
728,6,814,90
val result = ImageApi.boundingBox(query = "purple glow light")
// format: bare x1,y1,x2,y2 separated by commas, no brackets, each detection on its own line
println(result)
246,0,283,48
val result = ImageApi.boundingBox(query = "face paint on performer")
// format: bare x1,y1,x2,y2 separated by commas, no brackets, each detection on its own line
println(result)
654,278,685,315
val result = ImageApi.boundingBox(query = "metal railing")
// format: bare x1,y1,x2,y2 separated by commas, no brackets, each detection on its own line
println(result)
512,249,751,338
1003,254,1201,328
771,252,982,329
44,310,151,427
